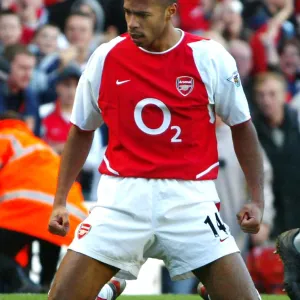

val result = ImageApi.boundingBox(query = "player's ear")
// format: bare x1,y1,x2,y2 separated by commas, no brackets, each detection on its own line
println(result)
165,3,177,21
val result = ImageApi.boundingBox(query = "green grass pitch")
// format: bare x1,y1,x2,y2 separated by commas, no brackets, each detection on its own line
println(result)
0,295,290,300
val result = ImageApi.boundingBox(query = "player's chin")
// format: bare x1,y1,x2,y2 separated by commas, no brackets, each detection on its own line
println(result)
130,36,146,47
132,39,144,47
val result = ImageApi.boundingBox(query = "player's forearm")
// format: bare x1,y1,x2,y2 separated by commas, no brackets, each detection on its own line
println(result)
231,121,264,209
54,125,94,207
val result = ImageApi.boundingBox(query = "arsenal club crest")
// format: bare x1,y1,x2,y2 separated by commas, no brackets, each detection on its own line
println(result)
176,76,194,96
78,223,92,239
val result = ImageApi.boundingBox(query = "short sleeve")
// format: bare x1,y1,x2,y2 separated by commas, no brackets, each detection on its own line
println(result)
213,45,251,126
70,46,106,131
189,39,251,126
70,73,103,131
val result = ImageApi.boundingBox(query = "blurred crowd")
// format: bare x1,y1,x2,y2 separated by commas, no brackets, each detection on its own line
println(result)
0,0,300,296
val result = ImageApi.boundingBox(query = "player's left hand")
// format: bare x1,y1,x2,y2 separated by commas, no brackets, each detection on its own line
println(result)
236,203,262,234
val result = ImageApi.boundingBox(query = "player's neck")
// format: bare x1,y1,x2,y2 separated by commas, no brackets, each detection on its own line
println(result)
144,25,182,53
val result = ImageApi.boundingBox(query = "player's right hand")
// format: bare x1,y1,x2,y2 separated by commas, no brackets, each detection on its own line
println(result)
48,205,70,236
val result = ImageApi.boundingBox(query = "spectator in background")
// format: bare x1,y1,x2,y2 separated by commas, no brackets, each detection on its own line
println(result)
211,0,245,41
0,0,14,10
12,0,49,44
62,11,94,71
28,24,68,104
0,10,22,53
71,0,118,49
253,72,300,239
29,24,61,80
177,0,216,34
42,64,105,201
0,44,38,132
31,24,60,63
42,65,81,154
243,0,295,32
228,40,256,114
71,0,106,34
278,39,300,98
250,0,294,75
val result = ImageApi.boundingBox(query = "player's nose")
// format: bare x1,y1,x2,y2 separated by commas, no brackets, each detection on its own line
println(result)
127,15,139,30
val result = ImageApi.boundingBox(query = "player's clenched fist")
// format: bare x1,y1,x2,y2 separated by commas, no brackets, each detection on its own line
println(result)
236,203,263,234
48,205,70,236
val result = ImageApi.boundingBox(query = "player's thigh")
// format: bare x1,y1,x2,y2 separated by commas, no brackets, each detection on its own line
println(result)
48,249,118,300
193,253,259,300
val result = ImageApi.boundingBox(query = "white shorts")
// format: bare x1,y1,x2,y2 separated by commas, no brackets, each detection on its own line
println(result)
69,175,240,280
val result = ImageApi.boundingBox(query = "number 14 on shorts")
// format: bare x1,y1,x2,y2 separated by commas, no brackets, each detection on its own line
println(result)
204,212,229,242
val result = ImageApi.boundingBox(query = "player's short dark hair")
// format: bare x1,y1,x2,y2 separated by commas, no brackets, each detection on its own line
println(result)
3,44,34,63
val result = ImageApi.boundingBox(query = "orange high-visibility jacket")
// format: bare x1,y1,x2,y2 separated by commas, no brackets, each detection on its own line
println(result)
0,119,88,246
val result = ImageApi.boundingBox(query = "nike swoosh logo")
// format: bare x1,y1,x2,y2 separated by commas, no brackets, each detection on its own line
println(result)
220,237,229,242
116,80,131,85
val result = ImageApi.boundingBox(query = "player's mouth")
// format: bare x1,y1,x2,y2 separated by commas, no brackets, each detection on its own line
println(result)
130,33,144,43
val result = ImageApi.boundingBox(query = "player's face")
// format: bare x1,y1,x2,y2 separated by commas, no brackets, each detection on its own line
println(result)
124,0,171,48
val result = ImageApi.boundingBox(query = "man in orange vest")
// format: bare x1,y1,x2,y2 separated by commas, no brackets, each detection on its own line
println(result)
0,111,88,293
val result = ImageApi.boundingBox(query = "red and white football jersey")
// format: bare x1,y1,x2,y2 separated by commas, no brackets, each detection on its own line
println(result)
71,30,250,180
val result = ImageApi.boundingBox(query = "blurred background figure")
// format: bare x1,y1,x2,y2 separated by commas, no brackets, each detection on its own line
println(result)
0,44,37,132
0,10,22,54
278,39,300,99
42,65,81,154
246,71,300,294
253,72,300,238
211,0,245,41
177,0,216,34
0,111,87,293
62,11,95,71
29,24,60,72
